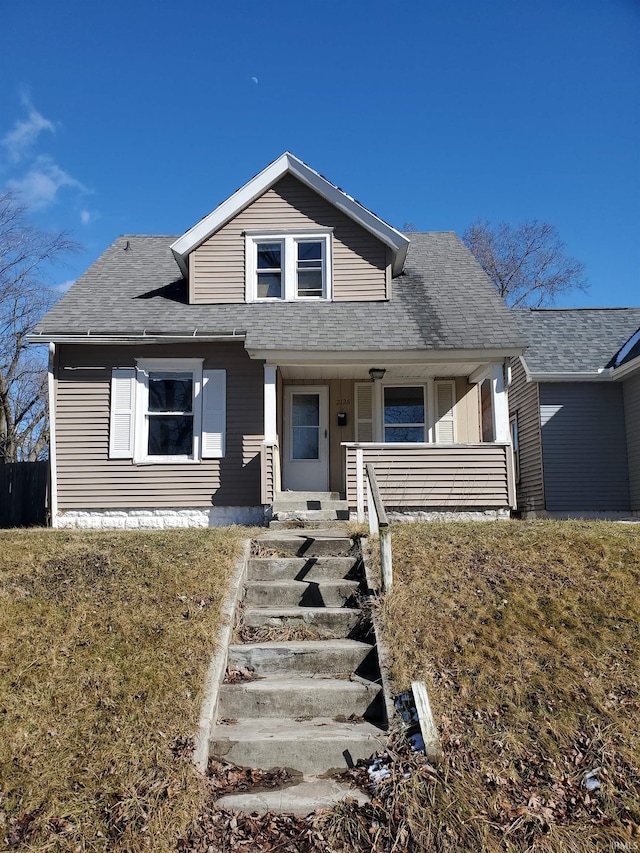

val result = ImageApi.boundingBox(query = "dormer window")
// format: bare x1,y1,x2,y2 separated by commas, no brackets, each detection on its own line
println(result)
246,232,332,301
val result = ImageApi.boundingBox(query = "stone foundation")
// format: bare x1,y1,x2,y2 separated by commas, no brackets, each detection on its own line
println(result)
56,507,267,529
351,507,511,523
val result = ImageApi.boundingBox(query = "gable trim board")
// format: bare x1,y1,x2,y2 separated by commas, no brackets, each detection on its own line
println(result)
170,152,410,277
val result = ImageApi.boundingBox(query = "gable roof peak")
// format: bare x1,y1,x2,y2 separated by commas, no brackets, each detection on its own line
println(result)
170,153,409,277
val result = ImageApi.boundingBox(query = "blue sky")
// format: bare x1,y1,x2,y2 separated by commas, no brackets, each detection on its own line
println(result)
1,0,638,307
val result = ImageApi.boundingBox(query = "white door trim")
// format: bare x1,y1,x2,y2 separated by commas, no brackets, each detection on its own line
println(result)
283,385,329,491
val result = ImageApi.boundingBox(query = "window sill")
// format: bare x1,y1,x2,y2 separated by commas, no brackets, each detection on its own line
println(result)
133,457,203,465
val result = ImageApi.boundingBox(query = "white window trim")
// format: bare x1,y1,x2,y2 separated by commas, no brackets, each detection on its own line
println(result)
372,379,458,444
245,232,332,302
134,358,204,464
381,382,428,444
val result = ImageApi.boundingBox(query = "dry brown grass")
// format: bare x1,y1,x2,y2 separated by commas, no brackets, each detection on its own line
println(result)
0,527,248,852
372,520,640,851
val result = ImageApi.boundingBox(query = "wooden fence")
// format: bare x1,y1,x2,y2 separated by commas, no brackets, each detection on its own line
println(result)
0,462,49,527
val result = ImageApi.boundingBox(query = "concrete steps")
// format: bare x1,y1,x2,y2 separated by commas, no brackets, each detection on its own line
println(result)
248,556,361,581
256,529,354,556
244,578,361,608
210,718,385,776
227,639,377,677
242,605,363,636
271,492,350,525
218,675,384,719
210,525,386,814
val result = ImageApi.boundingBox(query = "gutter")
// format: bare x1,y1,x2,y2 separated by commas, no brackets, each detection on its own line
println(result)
520,355,626,383
610,352,640,380
27,331,247,345
527,370,612,382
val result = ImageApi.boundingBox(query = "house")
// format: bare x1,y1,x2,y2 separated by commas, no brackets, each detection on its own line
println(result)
509,308,640,518
31,153,526,529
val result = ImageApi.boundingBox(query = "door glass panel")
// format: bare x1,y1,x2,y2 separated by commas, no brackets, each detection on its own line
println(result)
292,394,319,426
292,393,320,459
292,427,319,459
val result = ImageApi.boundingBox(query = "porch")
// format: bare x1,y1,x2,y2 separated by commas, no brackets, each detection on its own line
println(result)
255,354,517,519
261,442,516,521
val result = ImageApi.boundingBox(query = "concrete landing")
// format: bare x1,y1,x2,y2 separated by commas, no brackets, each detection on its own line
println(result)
216,777,369,816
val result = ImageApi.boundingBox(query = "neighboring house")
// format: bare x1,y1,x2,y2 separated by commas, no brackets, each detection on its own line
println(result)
509,308,640,518
31,153,525,529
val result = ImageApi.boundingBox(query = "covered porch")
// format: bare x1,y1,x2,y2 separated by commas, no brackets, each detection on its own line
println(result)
257,351,517,518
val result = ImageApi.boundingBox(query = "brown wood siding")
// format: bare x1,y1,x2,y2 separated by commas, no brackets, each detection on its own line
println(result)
508,357,545,512
191,174,389,303
55,343,264,510
345,444,510,508
623,373,640,513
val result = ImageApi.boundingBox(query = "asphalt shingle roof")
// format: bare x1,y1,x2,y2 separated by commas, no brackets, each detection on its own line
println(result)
515,308,640,374
34,232,525,352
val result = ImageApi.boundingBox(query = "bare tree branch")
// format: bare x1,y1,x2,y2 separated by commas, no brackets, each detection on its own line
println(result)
463,219,587,308
0,192,80,462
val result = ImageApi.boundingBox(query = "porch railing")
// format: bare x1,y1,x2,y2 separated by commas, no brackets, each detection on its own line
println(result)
344,442,517,511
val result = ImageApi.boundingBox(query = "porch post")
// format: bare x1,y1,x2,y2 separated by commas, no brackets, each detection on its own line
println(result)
490,362,510,443
264,364,277,444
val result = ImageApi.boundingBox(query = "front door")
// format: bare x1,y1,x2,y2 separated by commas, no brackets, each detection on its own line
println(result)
283,386,329,491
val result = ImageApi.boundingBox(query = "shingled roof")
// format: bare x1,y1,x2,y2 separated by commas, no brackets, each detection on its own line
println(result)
515,308,640,375
33,232,525,353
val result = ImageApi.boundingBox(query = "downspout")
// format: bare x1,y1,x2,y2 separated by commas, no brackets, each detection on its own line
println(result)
48,342,58,527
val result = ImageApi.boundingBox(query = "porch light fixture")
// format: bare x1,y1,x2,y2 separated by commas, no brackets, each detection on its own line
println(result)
369,367,386,381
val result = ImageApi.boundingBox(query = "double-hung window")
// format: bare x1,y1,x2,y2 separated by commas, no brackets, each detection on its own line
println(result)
354,380,456,443
146,370,195,458
383,386,426,442
256,242,283,299
109,359,226,463
247,233,331,301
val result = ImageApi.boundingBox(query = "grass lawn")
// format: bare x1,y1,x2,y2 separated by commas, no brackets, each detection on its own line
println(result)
0,528,247,852
376,520,640,852
1,521,638,852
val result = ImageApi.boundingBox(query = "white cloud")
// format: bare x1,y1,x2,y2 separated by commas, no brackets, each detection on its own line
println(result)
2,93,55,163
80,209,92,225
54,279,75,293
7,155,88,210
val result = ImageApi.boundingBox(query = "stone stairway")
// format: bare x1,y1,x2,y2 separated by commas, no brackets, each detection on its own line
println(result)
211,527,387,814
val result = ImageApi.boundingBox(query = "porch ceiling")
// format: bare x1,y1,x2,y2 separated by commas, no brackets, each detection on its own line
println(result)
278,362,486,380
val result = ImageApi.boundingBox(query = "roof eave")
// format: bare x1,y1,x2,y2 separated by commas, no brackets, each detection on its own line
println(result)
610,352,640,380
246,346,525,364
169,152,410,275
